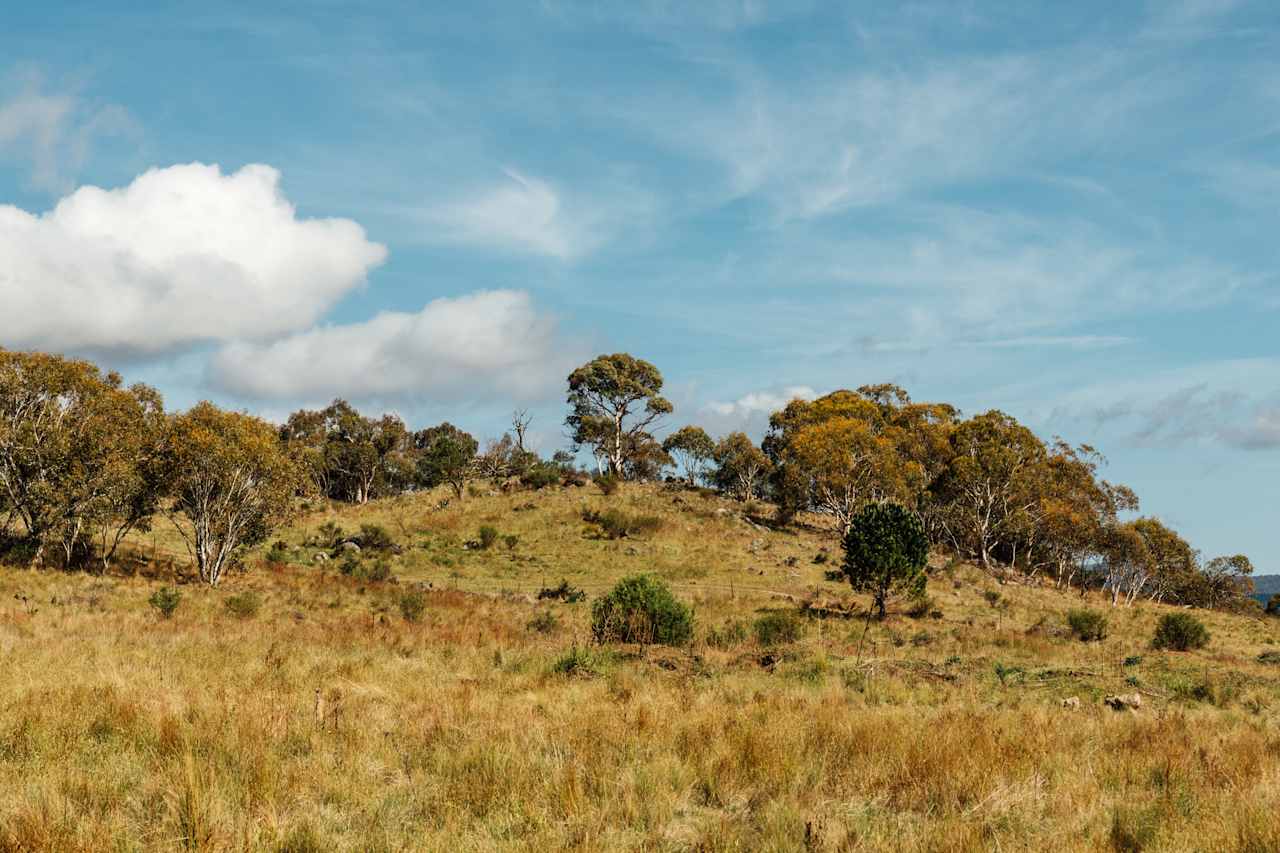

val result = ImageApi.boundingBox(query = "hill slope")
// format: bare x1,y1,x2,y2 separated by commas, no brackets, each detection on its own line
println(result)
1,483,1278,851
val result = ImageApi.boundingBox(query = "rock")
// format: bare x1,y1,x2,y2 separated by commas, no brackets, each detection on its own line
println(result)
1103,693,1142,711
1061,696,1081,710
312,553,330,563
339,541,361,553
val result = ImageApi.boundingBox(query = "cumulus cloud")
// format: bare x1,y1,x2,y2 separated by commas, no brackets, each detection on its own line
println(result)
209,289,573,403
704,385,818,418
0,162,387,354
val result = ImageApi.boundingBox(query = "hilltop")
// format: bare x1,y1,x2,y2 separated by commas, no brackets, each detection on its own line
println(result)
1,482,1278,851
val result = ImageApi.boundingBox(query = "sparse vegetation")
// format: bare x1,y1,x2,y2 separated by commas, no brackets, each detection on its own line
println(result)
223,590,261,618
753,610,803,645
398,589,426,622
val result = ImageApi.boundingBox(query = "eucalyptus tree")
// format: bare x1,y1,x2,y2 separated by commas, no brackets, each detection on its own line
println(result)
565,353,672,479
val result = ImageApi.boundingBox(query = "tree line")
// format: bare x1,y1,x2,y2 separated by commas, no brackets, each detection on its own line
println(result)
0,347,1259,610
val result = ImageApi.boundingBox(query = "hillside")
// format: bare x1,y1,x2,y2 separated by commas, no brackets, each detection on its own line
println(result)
1252,574,1280,598
2,483,1279,851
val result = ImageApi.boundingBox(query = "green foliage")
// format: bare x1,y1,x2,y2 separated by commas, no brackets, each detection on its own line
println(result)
338,556,393,582
591,575,694,646
415,422,479,499
503,534,519,550
148,586,181,618
710,432,772,500
551,644,610,677
565,353,672,479
753,611,803,646
537,579,586,603
582,508,662,540
315,521,344,549
398,590,426,622
163,402,302,586
983,590,1003,608
662,425,715,484
1066,608,1108,642
706,619,748,649
1152,612,1210,651
841,502,929,618
357,524,394,552
905,594,935,619
520,462,562,490
477,526,499,550
595,474,620,496
526,610,560,634
223,590,261,619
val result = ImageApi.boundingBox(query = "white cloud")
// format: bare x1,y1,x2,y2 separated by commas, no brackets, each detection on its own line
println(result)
0,162,387,354
0,74,133,191
209,289,573,403
419,168,629,260
703,384,817,422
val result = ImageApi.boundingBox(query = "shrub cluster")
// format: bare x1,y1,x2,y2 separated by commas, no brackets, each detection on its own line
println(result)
582,508,663,540
753,611,803,646
590,575,693,645
1066,608,1108,642
1152,612,1210,651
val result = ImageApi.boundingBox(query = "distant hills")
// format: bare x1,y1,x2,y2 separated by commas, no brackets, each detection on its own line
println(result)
1252,574,1280,599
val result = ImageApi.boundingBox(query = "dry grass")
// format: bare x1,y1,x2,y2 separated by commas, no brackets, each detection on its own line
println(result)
1,483,1279,851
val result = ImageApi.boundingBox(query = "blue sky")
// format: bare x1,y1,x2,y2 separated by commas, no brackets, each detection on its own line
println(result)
1,1,1278,570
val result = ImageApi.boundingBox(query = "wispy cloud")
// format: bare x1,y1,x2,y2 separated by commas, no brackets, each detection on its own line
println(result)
0,70,133,192
415,168,652,260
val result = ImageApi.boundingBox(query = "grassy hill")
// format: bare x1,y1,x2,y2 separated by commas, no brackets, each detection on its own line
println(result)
1,483,1279,851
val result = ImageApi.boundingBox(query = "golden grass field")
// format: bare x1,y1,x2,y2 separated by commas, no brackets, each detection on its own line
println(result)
1,482,1279,851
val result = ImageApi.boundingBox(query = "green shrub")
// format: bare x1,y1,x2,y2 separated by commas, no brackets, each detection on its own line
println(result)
591,575,694,646
477,526,499,550
398,590,426,622
267,540,290,563
583,508,663,540
148,586,181,619
706,619,748,649
1152,612,1210,651
983,590,1003,608
753,611,803,646
358,524,394,552
905,594,934,619
339,556,392,582
503,534,519,550
526,610,560,634
520,463,561,490
552,644,608,676
316,521,344,548
223,590,261,619
595,475,620,496
1066,608,1108,642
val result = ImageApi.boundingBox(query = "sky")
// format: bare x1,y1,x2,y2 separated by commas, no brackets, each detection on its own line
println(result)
1,0,1278,571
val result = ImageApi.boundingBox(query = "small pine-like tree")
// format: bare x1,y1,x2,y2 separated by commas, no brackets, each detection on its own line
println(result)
841,502,929,619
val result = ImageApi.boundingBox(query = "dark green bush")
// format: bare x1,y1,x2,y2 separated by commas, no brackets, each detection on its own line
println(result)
520,462,561,490
503,534,520,550
477,526,499,550
595,475,620,496
148,586,181,619
591,575,693,646
223,590,261,619
358,524,394,552
1152,612,1210,651
841,502,928,619
398,590,426,622
753,611,803,646
1066,608,1108,642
